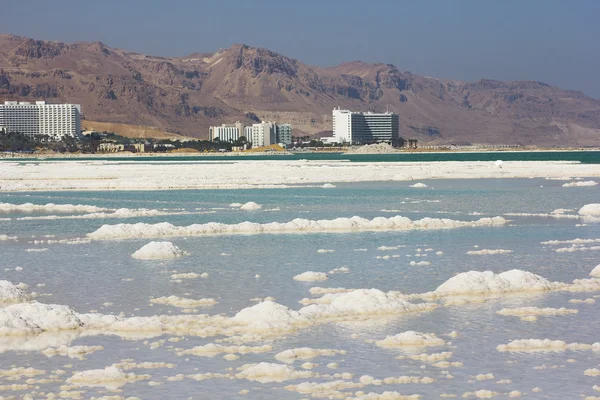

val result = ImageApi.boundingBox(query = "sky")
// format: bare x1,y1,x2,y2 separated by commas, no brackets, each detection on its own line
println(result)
4,0,600,98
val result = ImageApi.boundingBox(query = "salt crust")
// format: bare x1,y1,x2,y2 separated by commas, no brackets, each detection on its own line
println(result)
294,272,328,282
235,362,313,383
239,202,262,211
0,367,45,378
317,249,335,253
475,373,494,381
591,265,600,277
580,204,600,216
275,348,346,363
88,215,508,240
0,202,107,213
462,390,499,398
496,339,600,352
585,368,600,376
42,345,103,359
466,249,513,255
3,160,600,192
284,375,432,397
542,238,600,245
375,331,445,349
563,180,598,187
170,272,205,280
131,241,189,260
496,307,578,318
66,366,150,389
322,183,336,188
0,280,29,302
409,183,428,188
344,391,421,400
397,352,453,363
409,261,431,266
555,245,600,253
177,343,272,357
149,296,217,308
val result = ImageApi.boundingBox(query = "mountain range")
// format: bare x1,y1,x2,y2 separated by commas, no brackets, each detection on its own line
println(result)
1,34,599,146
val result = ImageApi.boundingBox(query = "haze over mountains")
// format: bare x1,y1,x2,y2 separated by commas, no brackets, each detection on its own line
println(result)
1,34,599,146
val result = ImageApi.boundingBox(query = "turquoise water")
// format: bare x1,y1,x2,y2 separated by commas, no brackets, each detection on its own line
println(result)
3,150,600,163
0,180,599,398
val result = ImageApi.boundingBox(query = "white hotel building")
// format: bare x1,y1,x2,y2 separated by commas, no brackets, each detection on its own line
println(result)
0,101,82,139
209,121,292,146
328,107,400,144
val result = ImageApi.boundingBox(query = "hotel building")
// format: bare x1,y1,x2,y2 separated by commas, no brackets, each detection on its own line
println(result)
331,107,399,144
0,101,82,139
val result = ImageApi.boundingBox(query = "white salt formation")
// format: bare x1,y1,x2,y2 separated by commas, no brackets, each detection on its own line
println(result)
177,343,272,357
149,296,217,308
235,362,313,383
293,272,328,282
0,280,29,302
497,339,600,352
66,366,149,389
0,202,107,213
409,182,428,188
496,307,578,318
131,241,189,260
466,249,513,255
563,181,598,187
590,265,600,277
432,270,557,297
322,183,336,188
0,302,83,335
239,202,262,210
376,331,445,349
3,160,600,192
41,345,103,359
88,215,508,240
579,204,600,217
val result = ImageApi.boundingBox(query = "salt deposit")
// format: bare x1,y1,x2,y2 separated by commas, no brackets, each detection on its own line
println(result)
177,343,272,357
88,215,508,240
3,160,600,192
322,183,336,188
317,249,335,253
409,261,431,266
496,339,600,352
42,345,104,359
579,204,600,217
239,202,262,210
431,270,558,297
170,272,202,280
0,202,108,213
235,362,313,383
375,331,445,349
409,182,428,188
0,280,29,302
591,265,600,277
563,180,598,187
0,302,83,336
466,249,513,255
131,241,189,260
149,296,217,308
294,272,328,282
66,366,150,389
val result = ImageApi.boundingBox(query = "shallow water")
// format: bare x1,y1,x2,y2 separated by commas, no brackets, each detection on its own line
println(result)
0,179,599,399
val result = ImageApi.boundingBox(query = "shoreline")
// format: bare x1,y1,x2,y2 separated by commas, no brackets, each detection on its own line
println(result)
1,159,599,192
1,148,600,159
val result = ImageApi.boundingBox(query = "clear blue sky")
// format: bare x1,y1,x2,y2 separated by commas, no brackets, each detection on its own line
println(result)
4,0,600,98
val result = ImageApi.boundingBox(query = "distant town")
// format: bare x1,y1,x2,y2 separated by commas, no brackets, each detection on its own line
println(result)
0,100,519,154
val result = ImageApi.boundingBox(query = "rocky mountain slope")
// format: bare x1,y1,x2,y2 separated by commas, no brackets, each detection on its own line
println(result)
1,34,599,146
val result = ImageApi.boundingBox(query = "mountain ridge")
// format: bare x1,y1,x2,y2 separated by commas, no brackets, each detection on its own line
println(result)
1,34,599,146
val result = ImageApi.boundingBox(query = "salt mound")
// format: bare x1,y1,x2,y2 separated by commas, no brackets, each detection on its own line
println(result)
322,183,336,188
150,296,216,308
433,270,557,296
562,181,597,187
0,202,107,213
466,249,513,255
409,182,428,188
346,143,399,154
496,339,600,353
294,272,328,282
591,265,600,277
0,302,83,336
298,289,436,320
131,241,189,260
240,202,262,211
235,362,313,383
0,280,28,302
88,215,508,240
231,301,306,332
275,347,346,363
375,331,445,348
579,204,600,217
67,365,149,389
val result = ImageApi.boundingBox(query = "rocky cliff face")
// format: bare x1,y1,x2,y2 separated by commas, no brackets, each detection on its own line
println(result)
1,34,599,145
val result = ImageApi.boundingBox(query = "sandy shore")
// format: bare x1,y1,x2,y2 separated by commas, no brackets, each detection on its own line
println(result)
1,159,599,192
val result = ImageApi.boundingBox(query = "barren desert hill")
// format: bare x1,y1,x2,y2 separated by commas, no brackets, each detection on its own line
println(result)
1,34,599,146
